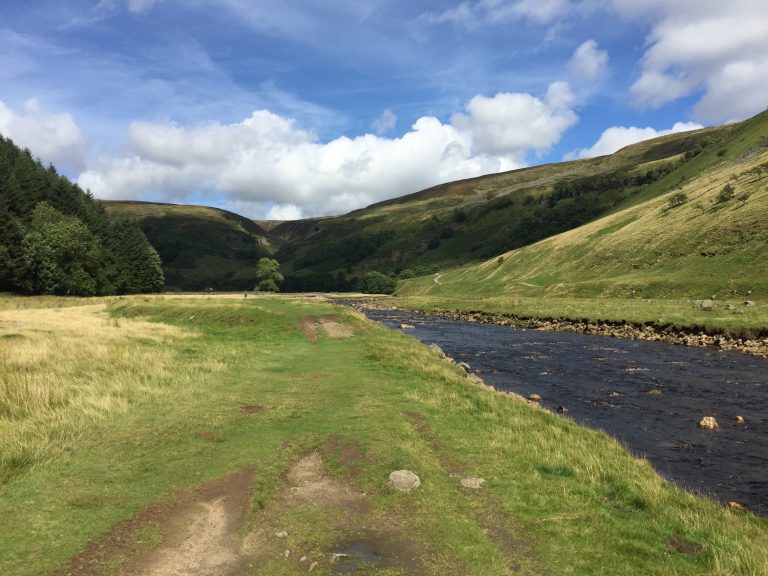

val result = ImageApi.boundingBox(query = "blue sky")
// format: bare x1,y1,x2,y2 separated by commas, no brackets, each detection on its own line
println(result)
1,0,767,219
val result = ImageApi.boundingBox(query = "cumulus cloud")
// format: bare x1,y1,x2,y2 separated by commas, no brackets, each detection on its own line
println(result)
568,40,608,82
453,82,577,157
0,99,88,171
79,83,577,217
613,0,768,122
565,121,703,159
372,108,397,135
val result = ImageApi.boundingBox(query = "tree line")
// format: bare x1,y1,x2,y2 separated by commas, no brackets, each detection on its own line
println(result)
0,135,164,295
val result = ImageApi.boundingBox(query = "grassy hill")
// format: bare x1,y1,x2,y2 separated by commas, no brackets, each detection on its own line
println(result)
102,201,275,291
102,110,767,295
398,112,768,307
274,120,743,290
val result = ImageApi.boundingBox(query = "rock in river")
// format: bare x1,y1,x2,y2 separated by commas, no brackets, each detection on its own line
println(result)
698,416,720,431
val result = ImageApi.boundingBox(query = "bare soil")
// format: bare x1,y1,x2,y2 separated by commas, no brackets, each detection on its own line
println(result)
59,450,427,575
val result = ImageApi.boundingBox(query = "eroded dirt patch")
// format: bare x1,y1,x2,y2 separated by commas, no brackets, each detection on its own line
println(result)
59,467,255,576
239,405,265,415
62,451,429,576
319,315,354,339
298,316,318,344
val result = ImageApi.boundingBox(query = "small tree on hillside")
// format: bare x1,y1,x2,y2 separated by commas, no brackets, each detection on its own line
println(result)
255,258,283,292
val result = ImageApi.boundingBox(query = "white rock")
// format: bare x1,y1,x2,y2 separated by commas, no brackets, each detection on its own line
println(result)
389,469,421,492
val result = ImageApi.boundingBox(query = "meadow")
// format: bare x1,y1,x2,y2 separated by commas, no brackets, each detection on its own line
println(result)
1,294,767,575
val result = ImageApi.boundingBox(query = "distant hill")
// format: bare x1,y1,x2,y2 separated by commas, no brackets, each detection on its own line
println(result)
102,201,274,291
0,135,163,295
101,110,768,294
399,110,768,300
273,120,736,290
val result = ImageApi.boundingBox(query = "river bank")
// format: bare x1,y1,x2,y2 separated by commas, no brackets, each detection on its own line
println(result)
349,298,768,358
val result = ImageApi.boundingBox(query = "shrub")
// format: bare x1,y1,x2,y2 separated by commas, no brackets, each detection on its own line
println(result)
666,191,688,209
715,184,735,204
357,271,396,294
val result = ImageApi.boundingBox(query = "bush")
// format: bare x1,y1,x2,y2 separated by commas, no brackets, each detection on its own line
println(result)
715,184,735,204
357,271,396,294
666,191,688,209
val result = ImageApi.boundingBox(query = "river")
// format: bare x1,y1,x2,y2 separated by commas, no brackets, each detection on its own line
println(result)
350,304,768,515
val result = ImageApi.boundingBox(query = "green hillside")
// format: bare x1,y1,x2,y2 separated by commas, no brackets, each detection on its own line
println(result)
398,111,768,304
275,120,739,290
102,201,275,291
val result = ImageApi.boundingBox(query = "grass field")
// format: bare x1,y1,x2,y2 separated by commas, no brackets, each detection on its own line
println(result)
1,295,767,575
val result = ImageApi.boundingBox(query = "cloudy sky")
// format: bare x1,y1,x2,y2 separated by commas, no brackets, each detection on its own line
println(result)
1,1,767,219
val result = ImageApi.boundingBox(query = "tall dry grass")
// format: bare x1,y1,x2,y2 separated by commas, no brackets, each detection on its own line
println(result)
0,301,191,480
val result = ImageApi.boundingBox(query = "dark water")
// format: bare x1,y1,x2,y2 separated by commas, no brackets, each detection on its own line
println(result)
352,304,768,514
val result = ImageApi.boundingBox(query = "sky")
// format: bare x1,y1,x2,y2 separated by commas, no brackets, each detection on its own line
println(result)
1,1,767,220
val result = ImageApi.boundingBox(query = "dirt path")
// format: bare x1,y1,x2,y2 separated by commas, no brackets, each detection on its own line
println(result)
59,448,425,576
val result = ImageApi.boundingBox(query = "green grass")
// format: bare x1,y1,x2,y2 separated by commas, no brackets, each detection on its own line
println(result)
1,294,767,575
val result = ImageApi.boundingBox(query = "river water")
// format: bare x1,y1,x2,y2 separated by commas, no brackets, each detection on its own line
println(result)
351,304,768,515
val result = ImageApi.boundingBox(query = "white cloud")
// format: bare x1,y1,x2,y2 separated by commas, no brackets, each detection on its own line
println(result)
612,0,768,122
454,82,577,158
127,0,158,13
372,108,397,135
566,121,703,159
265,203,304,220
568,39,608,82
79,83,577,217
420,0,573,28
0,99,88,171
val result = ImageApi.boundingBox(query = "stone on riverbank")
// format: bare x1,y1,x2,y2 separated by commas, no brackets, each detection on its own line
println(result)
734,415,746,425
528,393,542,402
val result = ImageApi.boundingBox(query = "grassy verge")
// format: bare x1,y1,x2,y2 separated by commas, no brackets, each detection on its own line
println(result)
385,295,768,335
1,294,766,575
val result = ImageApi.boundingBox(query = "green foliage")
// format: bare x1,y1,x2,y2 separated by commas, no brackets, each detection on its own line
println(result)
666,191,689,209
0,135,164,295
357,270,396,294
716,183,736,203
255,258,283,292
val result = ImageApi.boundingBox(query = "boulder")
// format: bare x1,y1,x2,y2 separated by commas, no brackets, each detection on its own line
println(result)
528,393,542,402
389,470,420,492
428,343,446,358
698,416,719,431
734,415,746,425
700,299,714,311
727,501,745,511
460,477,485,490
457,361,471,373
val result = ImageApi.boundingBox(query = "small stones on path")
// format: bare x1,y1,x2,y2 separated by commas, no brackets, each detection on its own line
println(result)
734,415,746,425
275,530,288,538
389,470,421,492
698,416,719,431
460,477,485,490
528,393,542,402
308,560,318,571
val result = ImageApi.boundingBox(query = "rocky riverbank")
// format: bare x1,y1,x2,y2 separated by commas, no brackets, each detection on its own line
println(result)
348,300,768,359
